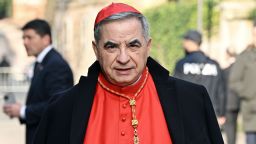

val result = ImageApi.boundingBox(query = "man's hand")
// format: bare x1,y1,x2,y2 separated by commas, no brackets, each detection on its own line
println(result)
3,103,22,118
217,116,226,126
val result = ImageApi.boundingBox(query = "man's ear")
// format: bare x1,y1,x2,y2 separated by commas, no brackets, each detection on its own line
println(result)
42,35,51,45
92,41,99,60
146,38,152,57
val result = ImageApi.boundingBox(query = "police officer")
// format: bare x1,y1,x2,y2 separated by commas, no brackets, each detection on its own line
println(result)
174,30,226,126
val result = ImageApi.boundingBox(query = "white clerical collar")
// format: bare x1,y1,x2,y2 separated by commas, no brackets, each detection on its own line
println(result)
36,45,53,63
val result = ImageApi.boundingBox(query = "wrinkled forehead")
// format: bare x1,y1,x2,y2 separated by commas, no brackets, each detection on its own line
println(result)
100,18,144,40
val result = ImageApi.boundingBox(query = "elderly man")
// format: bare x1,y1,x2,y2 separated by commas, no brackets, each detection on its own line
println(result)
33,3,223,144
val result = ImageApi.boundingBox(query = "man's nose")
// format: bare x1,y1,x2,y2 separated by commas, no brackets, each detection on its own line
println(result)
23,38,29,45
116,48,130,64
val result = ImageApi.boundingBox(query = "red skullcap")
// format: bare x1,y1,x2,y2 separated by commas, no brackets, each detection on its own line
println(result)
94,3,141,27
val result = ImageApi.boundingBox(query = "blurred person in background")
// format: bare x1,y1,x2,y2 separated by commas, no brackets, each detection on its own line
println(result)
0,55,10,67
223,49,240,144
229,21,256,144
174,30,226,127
0,55,10,81
33,3,224,144
2,19,74,144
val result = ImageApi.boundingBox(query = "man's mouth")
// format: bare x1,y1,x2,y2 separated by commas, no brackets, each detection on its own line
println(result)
115,68,132,75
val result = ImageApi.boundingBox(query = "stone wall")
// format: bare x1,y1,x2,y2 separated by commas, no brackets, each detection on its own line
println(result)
217,1,255,68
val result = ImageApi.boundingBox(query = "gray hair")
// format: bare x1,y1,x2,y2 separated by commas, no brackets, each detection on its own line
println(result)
94,12,150,44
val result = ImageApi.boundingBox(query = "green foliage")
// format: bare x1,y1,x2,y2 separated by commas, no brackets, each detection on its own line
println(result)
144,1,219,73
144,2,197,73
205,0,220,39
248,8,256,21
0,0,12,19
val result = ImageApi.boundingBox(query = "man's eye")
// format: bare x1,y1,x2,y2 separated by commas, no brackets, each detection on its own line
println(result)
129,44,139,47
106,45,116,49
128,43,141,50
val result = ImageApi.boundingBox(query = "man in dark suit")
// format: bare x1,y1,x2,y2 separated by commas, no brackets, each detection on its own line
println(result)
3,19,74,144
33,3,223,144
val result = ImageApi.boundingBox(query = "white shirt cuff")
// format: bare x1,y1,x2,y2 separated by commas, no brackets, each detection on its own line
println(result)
20,105,26,119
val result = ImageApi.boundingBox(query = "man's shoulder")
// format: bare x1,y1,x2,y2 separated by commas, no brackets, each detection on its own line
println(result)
45,48,61,59
238,48,254,58
165,76,208,108
206,57,219,65
49,76,88,104
175,57,188,68
45,49,70,67
48,85,77,106
45,76,91,117
168,76,205,91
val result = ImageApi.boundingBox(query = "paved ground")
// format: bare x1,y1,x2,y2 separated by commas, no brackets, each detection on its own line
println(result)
0,93,246,144
0,118,25,144
0,92,26,144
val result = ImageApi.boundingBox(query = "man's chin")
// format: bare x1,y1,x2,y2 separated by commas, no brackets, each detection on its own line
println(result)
26,53,33,56
113,78,137,86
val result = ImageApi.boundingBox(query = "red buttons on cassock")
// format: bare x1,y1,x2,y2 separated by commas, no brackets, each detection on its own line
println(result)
121,117,126,122
122,104,127,109
121,131,125,136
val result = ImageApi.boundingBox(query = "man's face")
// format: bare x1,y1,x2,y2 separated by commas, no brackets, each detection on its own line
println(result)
182,39,192,50
22,29,48,56
93,17,151,86
182,39,198,54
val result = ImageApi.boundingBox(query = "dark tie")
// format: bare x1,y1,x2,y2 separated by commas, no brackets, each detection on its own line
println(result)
33,62,40,78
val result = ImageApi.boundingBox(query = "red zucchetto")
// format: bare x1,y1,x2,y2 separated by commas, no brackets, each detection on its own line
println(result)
94,3,141,27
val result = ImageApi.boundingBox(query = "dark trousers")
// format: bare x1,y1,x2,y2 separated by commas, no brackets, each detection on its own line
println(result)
224,110,239,144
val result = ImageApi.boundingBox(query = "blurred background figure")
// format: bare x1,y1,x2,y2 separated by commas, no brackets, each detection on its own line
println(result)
229,21,256,144
2,19,74,144
173,29,226,127
223,48,240,144
0,55,10,81
0,55,10,67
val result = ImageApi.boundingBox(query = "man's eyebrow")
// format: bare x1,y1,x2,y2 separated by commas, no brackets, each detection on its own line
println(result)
129,39,142,46
103,41,118,47
22,35,30,39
